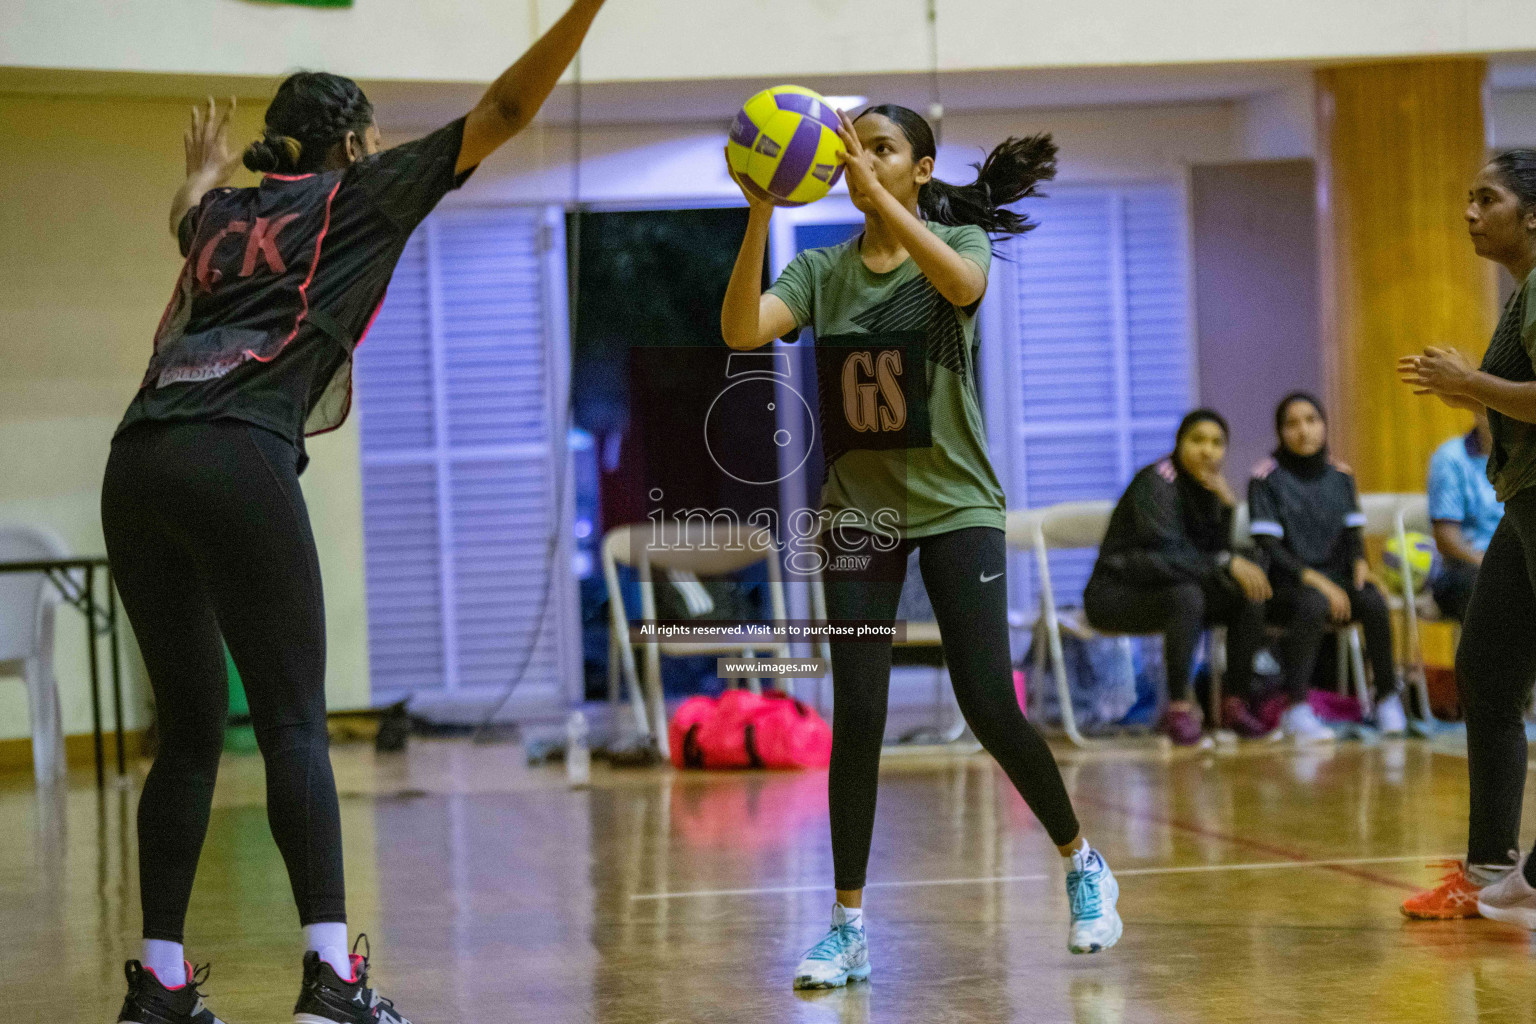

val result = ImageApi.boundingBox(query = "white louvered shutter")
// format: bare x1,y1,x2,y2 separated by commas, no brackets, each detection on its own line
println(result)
356,207,574,712
357,234,446,694
996,184,1193,613
1123,188,1192,438
436,211,564,697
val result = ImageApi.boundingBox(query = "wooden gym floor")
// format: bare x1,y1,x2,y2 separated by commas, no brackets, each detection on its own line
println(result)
3,736,1534,1023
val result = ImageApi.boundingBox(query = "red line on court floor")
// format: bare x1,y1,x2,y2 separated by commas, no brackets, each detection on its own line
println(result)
1079,797,1420,892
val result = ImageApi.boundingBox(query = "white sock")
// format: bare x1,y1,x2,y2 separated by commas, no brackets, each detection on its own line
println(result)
1063,837,1091,864
838,905,864,932
1469,862,1515,888
304,922,352,979
141,940,186,986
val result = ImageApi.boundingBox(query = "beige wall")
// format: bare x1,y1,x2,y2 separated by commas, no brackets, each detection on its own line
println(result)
0,92,371,742
7,1,1536,86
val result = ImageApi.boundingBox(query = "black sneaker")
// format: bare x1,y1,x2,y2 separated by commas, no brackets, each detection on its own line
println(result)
117,960,225,1024
293,935,412,1024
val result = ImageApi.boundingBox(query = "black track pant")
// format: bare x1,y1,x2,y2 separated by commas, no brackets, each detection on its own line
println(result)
1082,575,1264,705
1457,487,1536,867
821,526,1080,891
1268,580,1394,703
102,420,344,942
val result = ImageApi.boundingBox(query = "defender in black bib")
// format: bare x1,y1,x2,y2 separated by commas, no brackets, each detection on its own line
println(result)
102,5,609,1022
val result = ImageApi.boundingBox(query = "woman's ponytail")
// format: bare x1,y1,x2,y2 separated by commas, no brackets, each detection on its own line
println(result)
857,105,1058,239
242,132,304,174
920,134,1057,238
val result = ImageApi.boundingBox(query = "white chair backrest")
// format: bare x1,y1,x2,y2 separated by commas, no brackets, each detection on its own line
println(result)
1358,492,1408,537
1004,508,1043,548
1037,501,1116,550
602,522,780,576
1399,493,1431,535
0,525,69,663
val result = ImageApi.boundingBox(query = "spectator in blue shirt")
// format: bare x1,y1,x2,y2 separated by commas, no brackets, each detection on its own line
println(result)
1427,409,1504,620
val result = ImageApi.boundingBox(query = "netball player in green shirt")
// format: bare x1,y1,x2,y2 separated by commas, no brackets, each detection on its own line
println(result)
722,106,1122,989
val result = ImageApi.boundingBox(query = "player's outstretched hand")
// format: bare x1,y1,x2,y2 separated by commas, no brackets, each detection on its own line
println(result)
185,96,242,185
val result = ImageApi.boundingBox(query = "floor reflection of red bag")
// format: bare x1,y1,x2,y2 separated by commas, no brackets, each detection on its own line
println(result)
671,771,828,850
669,690,832,769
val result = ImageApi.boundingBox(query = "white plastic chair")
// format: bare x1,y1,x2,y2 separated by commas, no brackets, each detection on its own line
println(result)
1024,500,1229,747
1390,493,1443,724
0,526,70,786
1355,492,1438,717
602,522,790,759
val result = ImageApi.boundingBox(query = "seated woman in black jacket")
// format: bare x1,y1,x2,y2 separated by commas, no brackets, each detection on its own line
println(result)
1248,393,1407,740
1085,410,1273,746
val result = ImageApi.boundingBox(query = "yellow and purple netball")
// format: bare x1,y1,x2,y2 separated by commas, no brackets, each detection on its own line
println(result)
727,85,847,207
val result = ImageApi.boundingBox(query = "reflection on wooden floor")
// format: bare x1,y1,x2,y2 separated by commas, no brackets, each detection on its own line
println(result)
4,738,1535,1023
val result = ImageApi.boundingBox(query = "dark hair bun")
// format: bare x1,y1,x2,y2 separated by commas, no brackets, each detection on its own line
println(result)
242,133,303,174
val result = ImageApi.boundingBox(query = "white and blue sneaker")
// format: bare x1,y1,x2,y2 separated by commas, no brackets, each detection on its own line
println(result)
1066,844,1123,954
792,903,870,990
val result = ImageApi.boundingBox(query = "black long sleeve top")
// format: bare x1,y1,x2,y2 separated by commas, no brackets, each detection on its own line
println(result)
1091,458,1238,589
1247,455,1366,588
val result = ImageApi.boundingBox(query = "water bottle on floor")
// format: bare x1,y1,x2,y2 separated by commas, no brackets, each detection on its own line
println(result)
566,710,591,787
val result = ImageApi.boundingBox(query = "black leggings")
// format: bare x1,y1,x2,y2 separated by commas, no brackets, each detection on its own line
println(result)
821,526,1079,891
102,420,344,942
1457,487,1536,867
1268,580,1394,703
1082,575,1263,705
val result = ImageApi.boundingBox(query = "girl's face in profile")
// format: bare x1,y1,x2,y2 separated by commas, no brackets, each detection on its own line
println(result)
1466,164,1535,264
851,114,932,209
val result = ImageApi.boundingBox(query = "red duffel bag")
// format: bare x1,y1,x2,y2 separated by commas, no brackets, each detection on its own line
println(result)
669,690,832,770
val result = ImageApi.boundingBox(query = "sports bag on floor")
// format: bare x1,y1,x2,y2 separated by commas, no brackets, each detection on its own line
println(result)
669,690,832,770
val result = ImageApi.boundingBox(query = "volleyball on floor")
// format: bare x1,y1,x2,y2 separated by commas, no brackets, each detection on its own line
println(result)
727,85,847,206
1382,531,1439,593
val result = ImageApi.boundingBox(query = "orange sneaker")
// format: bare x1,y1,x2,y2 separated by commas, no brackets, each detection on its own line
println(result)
1401,861,1482,920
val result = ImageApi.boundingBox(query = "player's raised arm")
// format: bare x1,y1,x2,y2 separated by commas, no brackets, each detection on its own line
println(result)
457,0,608,174
169,97,241,242
721,167,797,351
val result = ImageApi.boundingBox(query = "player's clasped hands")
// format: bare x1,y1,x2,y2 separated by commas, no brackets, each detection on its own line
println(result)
1398,346,1482,409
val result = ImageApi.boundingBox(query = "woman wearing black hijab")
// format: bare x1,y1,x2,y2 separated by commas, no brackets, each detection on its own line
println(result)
1248,393,1406,742
1085,410,1273,746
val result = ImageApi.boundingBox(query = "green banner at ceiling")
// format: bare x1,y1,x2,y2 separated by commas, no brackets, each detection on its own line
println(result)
257,0,354,7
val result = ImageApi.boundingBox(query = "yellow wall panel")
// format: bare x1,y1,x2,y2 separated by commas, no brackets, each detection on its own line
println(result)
1316,59,1497,492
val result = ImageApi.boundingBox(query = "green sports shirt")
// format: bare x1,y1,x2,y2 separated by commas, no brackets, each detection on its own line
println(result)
767,222,1006,539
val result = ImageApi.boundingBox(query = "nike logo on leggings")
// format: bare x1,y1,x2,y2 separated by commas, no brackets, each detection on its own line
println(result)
980,571,1003,583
